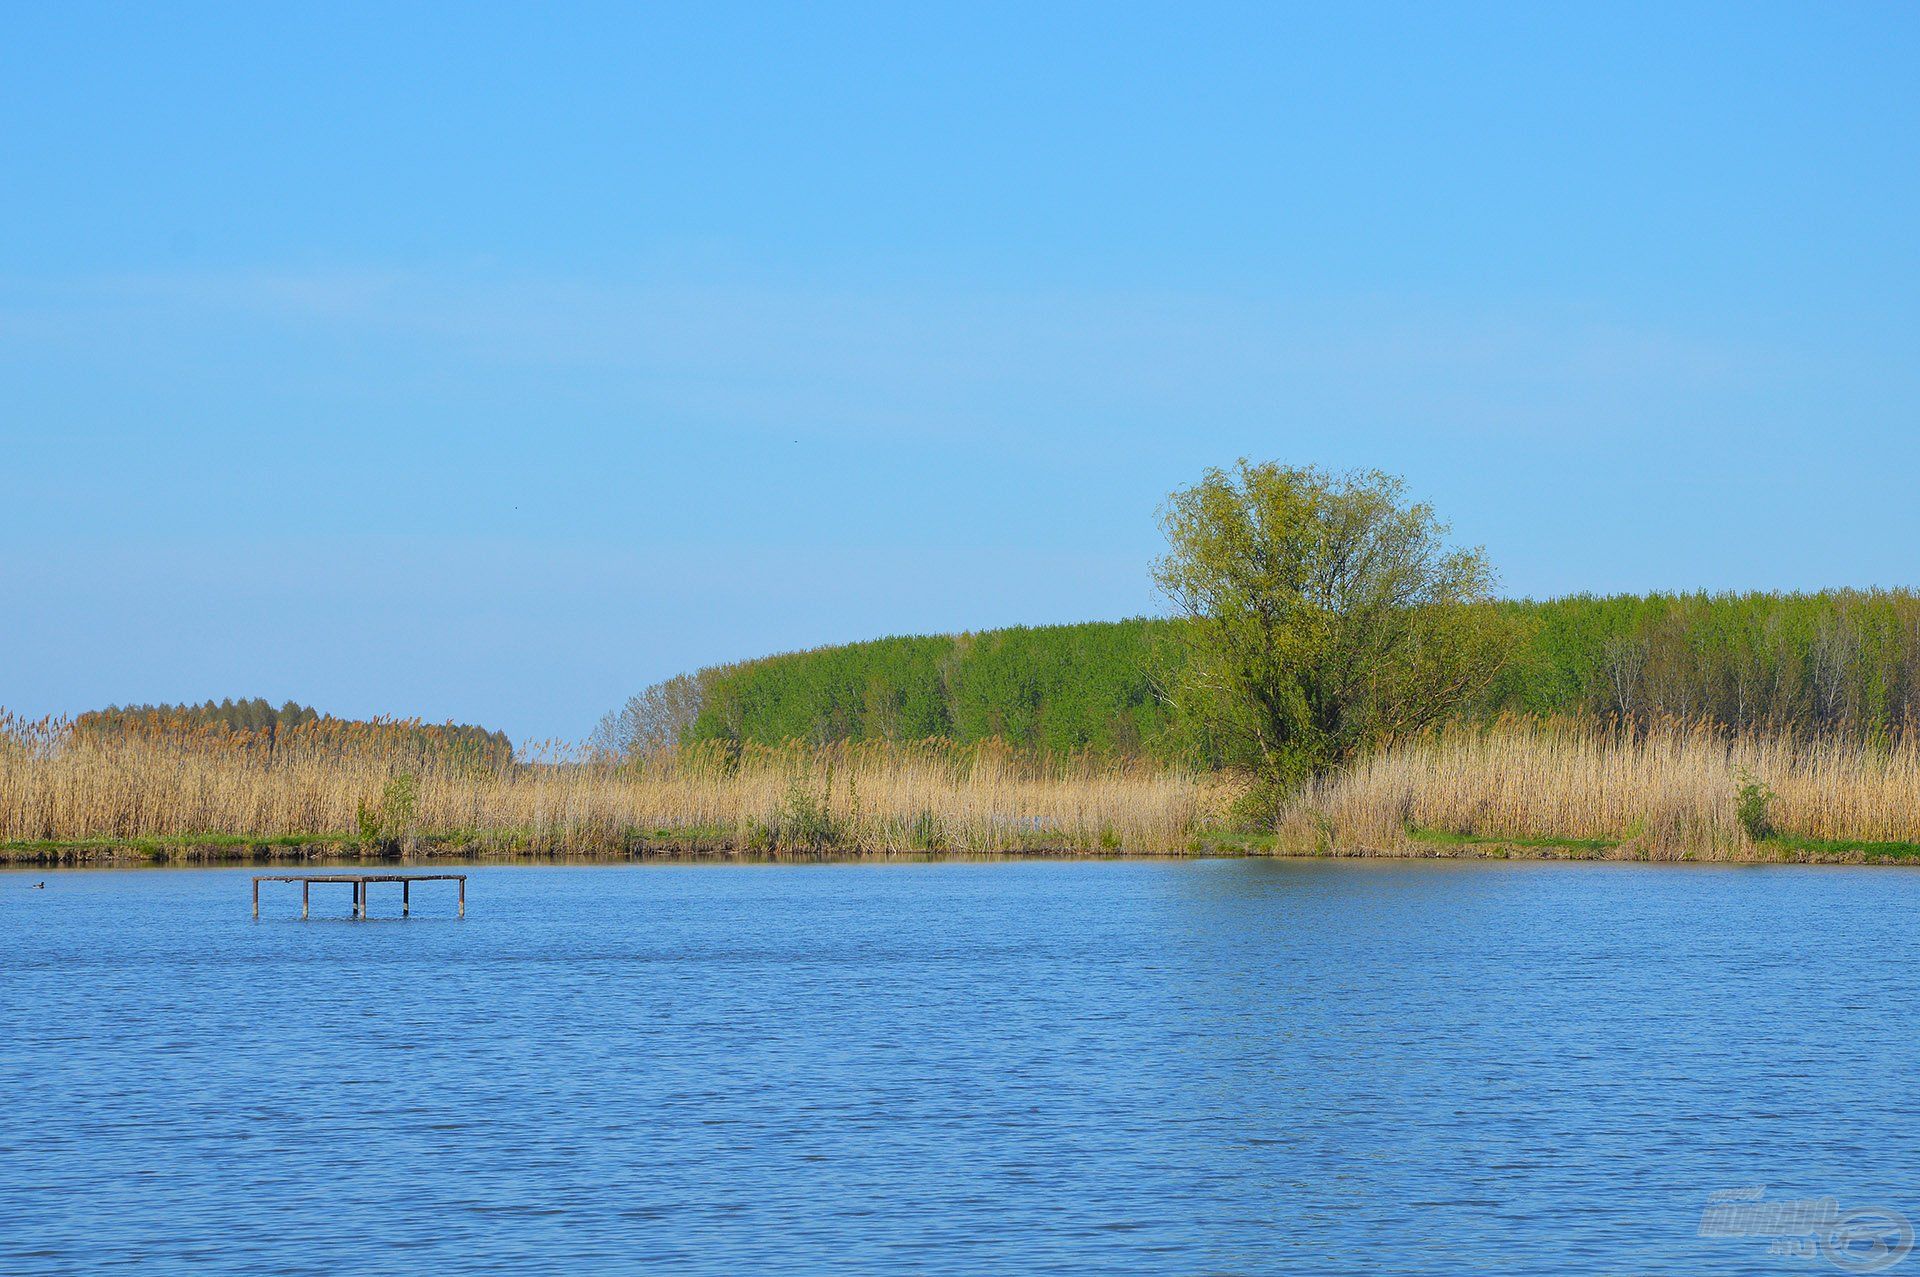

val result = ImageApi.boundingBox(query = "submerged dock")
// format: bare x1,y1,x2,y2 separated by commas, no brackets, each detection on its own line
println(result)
252,873,466,919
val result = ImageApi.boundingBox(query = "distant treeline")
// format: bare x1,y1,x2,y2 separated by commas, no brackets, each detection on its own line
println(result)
78,698,514,765
674,592,1920,761
691,621,1173,757
82,698,326,734
1486,592,1920,732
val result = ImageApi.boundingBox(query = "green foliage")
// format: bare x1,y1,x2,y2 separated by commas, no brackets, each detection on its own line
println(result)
1483,590,1920,733
1734,770,1775,842
1226,780,1290,832
356,773,419,853
904,809,946,852
1760,834,1920,859
700,635,954,745
666,589,1920,762
1405,827,1621,853
1152,462,1512,785
744,766,854,854
689,621,1175,756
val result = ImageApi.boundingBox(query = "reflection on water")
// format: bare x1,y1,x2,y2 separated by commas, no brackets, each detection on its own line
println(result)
4,858,1918,1274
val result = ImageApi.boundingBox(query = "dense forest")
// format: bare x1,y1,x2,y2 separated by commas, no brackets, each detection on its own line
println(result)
78,698,514,764
664,591,1920,762
690,622,1173,757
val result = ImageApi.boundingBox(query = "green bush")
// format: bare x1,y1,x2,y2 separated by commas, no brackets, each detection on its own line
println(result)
356,773,418,854
1226,781,1289,832
905,809,945,852
1735,770,1775,843
746,769,854,854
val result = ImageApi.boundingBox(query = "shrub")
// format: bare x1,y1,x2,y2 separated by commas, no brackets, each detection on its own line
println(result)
1226,779,1288,832
356,773,418,854
1734,770,1775,843
906,809,945,852
747,767,854,854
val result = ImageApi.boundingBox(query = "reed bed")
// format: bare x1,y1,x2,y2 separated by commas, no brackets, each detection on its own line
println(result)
10,710,1915,863
1278,716,1920,859
0,713,1229,857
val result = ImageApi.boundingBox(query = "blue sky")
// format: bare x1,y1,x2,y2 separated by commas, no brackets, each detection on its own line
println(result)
4,3,1917,741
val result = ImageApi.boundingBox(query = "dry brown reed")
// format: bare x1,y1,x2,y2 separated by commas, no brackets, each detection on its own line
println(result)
10,710,1912,862
0,713,1229,856
1278,715,1920,858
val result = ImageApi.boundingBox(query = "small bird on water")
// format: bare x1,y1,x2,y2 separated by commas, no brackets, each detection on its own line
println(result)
32,882,45,889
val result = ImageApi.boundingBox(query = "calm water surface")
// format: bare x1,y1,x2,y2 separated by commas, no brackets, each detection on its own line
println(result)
3,858,1918,1274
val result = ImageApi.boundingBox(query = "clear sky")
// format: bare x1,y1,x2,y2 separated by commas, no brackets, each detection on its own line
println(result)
4,3,1917,742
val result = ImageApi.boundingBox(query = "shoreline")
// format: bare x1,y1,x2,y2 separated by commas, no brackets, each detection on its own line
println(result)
8,830,1920,868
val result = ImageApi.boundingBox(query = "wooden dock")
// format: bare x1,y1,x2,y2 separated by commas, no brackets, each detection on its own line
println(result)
253,873,466,919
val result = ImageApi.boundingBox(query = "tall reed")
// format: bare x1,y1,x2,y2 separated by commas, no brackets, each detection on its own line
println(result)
10,710,1912,861
0,713,1227,855
1278,716,1920,858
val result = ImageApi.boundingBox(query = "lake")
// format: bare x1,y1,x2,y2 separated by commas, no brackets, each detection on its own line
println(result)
3,857,1918,1274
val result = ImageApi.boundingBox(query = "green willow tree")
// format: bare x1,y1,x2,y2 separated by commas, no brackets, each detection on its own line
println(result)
1154,462,1515,795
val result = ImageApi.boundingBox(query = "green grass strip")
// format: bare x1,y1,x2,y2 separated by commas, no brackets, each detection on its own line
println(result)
1406,826,1619,853
0,831,358,855
1185,829,1279,854
1761,834,1920,859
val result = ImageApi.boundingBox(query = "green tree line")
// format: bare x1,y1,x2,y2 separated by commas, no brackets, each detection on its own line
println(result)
688,621,1174,758
663,590,1920,762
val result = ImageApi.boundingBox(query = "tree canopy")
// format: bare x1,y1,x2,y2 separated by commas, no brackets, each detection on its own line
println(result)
1153,462,1513,785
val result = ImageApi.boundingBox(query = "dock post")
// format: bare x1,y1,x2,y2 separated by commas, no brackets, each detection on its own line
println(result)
248,873,464,920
